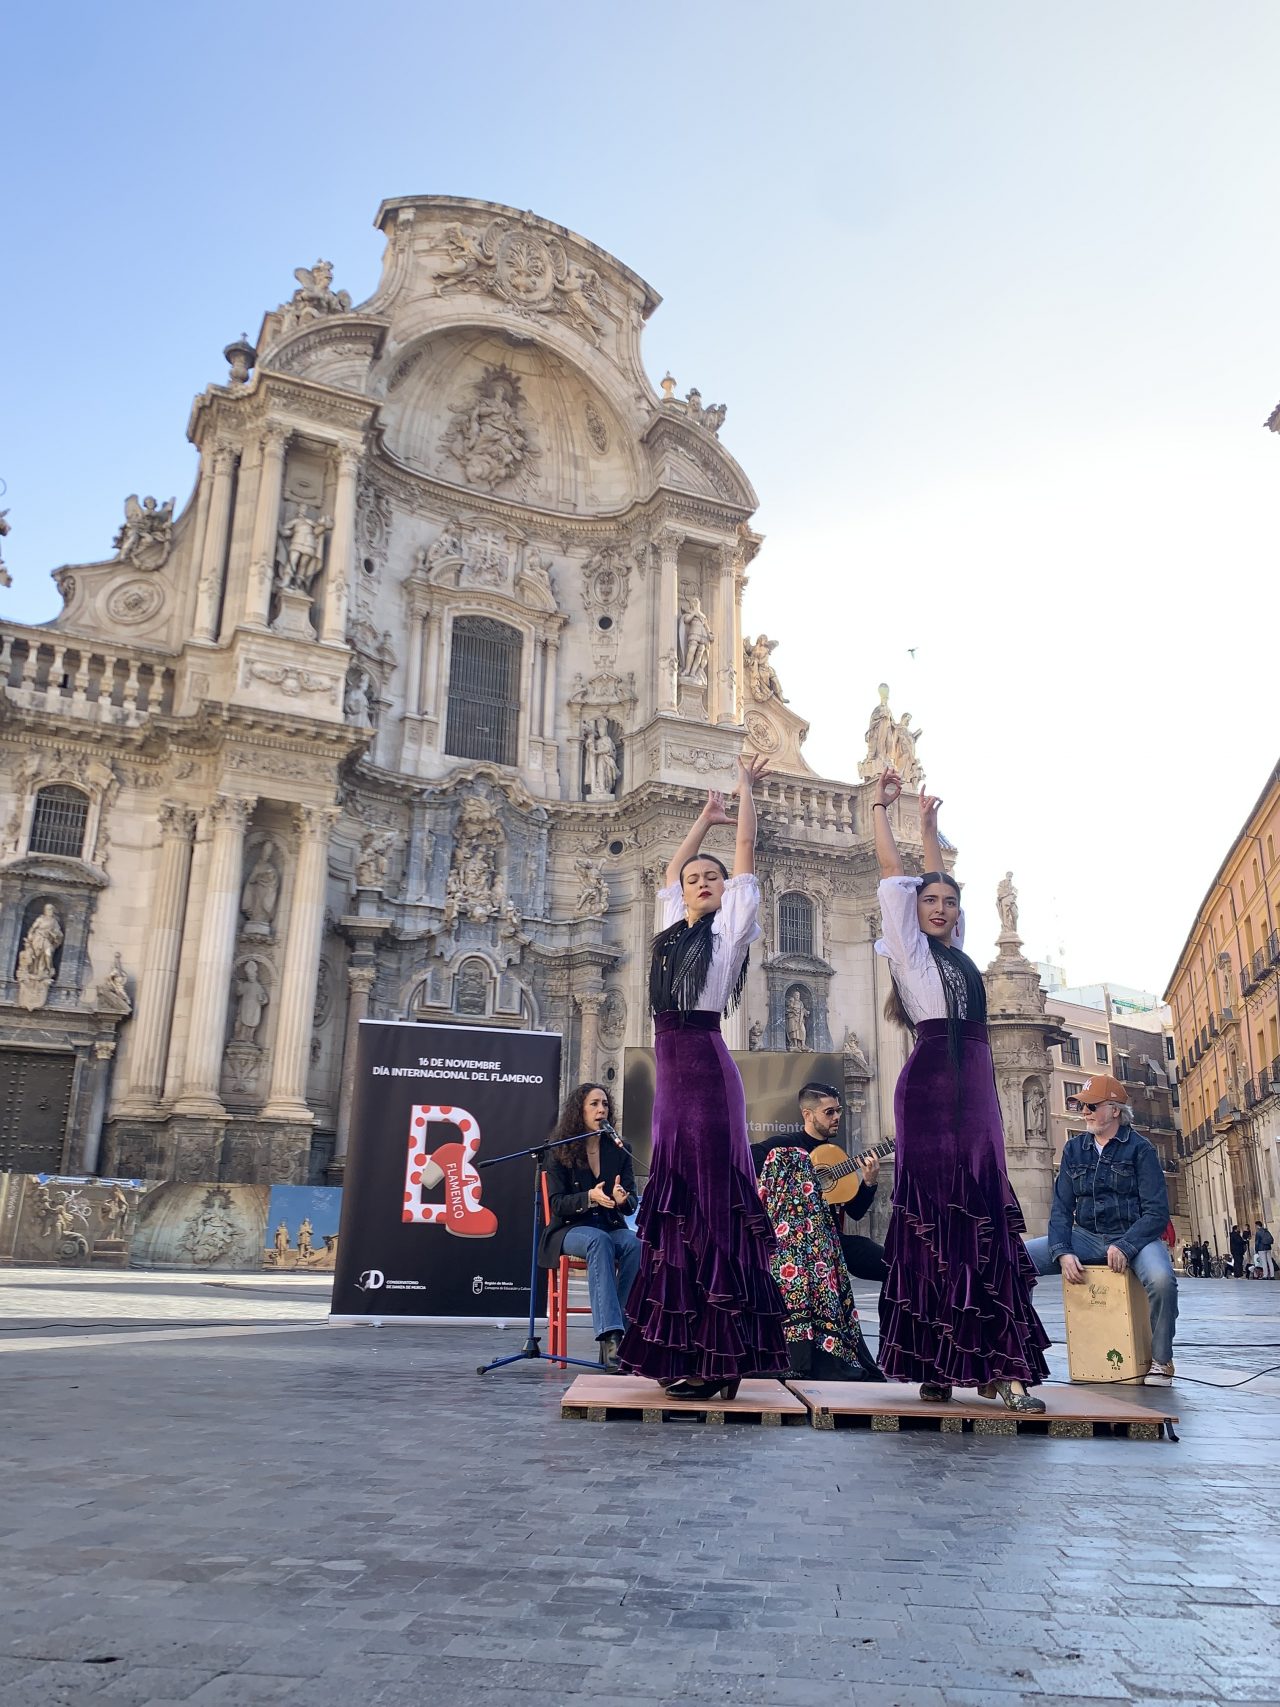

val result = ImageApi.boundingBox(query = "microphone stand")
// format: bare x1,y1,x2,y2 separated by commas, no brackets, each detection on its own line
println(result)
474,1128,616,1378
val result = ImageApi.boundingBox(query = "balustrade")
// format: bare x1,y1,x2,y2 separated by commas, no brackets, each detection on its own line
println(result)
0,627,176,720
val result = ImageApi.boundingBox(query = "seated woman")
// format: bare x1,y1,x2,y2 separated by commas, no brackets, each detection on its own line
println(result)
537,1082,640,1370
754,1140,883,1382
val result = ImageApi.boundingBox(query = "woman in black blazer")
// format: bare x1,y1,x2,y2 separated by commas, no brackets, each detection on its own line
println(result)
538,1082,639,1370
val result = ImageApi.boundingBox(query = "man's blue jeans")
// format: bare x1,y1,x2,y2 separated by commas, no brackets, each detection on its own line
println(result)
561,1225,641,1338
1025,1230,1178,1364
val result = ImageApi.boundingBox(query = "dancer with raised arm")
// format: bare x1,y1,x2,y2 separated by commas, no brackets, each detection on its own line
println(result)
617,755,789,1399
872,768,1050,1412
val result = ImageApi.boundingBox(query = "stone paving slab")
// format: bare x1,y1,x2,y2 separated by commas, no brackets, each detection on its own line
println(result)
3,1270,1280,1704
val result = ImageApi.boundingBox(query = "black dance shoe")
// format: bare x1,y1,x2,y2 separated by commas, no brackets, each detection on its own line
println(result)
919,1382,953,1403
661,1378,742,1401
598,1332,623,1372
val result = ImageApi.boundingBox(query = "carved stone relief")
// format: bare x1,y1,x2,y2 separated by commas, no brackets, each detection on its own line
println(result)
423,216,611,343
438,364,539,495
113,495,174,571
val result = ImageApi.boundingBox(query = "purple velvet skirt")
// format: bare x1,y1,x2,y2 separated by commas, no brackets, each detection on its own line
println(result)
878,1019,1051,1387
617,1010,789,1383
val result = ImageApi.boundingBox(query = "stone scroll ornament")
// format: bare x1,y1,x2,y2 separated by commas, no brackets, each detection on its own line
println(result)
402,1105,497,1235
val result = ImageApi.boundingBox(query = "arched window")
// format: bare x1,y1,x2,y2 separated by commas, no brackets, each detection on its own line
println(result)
444,617,522,767
778,891,815,957
28,785,89,859
453,957,490,1017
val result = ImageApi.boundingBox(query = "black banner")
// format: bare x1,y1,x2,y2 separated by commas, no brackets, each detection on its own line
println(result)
622,1046,846,1171
331,1021,562,1321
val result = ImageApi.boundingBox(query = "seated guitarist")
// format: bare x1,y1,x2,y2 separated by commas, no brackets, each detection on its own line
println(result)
750,1083,887,1285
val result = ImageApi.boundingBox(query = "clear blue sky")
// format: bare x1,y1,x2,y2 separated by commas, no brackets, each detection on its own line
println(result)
5,1,1278,992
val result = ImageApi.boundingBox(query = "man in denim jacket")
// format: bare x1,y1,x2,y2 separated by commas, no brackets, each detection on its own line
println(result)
1025,1073,1178,1386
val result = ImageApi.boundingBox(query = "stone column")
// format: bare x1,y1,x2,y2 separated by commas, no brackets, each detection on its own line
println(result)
576,991,603,1082
715,545,740,726
656,531,682,714
320,447,361,647
120,804,197,1110
541,636,559,743
175,795,254,1113
422,613,443,719
192,441,238,643
81,1040,117,1173
263,805,339,1121
403,611,425,717
331,963,376,1178
244,424,289,629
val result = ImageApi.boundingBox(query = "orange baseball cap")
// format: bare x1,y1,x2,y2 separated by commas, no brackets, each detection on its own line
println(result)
1068,1074,1126,1108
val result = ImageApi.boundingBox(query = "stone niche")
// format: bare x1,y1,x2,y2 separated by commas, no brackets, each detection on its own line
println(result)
379,330,640,513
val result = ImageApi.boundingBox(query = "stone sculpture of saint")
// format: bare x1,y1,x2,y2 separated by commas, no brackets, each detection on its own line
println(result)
1025,1081,1047,1140
278,509,333,592
785,989,809,1052
744,634,786,702
274,1221,290,1255
584,718,618,797
232,959,269,1042
297,1217,314,1259
997,871,1019,937
16,904,63,1010
240,842,280,938
678,594,713,685
843,1029,872,1076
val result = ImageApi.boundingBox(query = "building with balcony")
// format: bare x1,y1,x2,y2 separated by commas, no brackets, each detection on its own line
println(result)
1164,760,1280,1254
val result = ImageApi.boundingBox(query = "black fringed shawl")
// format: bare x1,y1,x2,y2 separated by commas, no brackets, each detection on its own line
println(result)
649,913,749,1016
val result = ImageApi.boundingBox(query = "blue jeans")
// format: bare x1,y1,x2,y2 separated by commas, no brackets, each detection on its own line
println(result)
1025,1230,1179,1364
561,1225,641,1339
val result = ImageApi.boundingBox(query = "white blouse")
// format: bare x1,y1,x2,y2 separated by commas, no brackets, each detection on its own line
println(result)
874,875,968,1026
657,873,762,1013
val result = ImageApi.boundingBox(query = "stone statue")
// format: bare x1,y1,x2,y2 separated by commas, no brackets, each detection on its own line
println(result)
99,950,131,1012
344,665,377,724
297,1217,314,1260
891,712,924,787
102,1185,132,1241
843,1029,872,1076
113,494,175,571
442,797,507,928
785,988,809,1052
522,543,556,599
278,508,332,592
684,388,727,434
858,684,897,781
285,260,352,323
424,521,464,574
997,871,1019,937
0,509,10,587
356,828,396,890
232,959,269,1042
574,858,610,917
1024,1080,1047,1140
744,634,786,702
439,365,534,492
16,904,63,1011
678,592,713,685
274,1221,289,1256
584,718,619,799
240,841,280,939
748,1020,763,1051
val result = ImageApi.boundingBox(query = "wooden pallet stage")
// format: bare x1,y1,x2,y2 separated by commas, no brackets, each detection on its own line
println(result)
785,1381,1180,1440
560,1375,809,1426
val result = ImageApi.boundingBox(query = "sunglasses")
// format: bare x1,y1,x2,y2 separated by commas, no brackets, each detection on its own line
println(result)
1071,1100,1114,1113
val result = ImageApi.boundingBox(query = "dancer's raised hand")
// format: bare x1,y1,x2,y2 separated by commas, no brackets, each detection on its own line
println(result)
701,789,732,826
874,768,903,808
918,790,942,834
737,752,771,793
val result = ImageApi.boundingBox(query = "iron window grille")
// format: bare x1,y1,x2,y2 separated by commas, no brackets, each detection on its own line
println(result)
778,891,815,958
444,617,522,767
28,785,89,859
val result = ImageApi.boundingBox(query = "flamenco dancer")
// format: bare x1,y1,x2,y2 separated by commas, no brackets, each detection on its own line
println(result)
617,754,789,1399
872,767,1050,1413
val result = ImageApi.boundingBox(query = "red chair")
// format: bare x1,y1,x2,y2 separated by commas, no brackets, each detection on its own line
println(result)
541,1171,592,1365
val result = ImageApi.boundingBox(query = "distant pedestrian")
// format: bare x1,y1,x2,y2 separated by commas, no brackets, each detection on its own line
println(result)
1230,1225,1248,1280
1255,1220,1275,1279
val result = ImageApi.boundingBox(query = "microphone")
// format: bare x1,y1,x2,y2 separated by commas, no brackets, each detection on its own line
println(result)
602,1120,631,1154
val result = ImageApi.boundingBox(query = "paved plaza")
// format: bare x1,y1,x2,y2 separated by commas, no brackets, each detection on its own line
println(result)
3,1268,1280,1706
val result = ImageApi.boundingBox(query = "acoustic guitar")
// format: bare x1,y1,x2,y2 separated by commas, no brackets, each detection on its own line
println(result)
809,1138,896,1206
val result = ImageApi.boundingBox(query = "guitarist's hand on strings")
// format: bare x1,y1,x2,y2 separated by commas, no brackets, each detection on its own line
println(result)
857,1152,881,1189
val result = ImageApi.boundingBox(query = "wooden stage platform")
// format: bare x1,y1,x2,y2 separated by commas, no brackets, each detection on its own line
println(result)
560,1375,1179,1439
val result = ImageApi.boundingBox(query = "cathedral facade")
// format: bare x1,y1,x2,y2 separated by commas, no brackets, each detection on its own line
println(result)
1,196,1047,1211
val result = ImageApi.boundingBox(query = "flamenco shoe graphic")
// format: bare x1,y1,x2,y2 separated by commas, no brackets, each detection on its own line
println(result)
419,1142,497,1237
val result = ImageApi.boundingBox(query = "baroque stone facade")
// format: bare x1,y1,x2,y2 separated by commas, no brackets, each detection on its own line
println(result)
0,194,1052,1223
